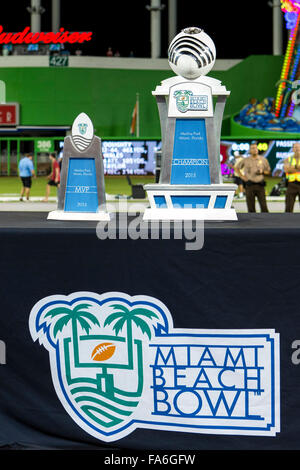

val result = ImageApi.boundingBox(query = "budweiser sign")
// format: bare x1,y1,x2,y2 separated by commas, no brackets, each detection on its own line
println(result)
0,26,92,44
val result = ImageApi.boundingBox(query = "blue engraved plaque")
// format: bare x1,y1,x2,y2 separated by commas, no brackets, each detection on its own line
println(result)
64,158,99,212
170,119,211,185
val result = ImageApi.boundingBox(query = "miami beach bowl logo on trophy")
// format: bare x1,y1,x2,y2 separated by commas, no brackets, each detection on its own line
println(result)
173,90,193,113
168,26,216,79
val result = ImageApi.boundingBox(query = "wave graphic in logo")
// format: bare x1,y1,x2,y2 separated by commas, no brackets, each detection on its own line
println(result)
72,134,93,151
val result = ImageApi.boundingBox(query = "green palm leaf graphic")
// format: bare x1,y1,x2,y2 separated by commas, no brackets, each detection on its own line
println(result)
76,310,100,327
44,307,73,318
104,304,158,371
131,316,152,339
52,302,151,430
104,310,127,327
105,305,158,340
112,317,127,336
73,304,93,312
45,303,100,338
78,316,94,335
110,304,130,314
129,308,159,320
53,315,71,337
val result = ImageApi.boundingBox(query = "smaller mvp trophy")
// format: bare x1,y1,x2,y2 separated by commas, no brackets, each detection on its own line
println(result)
143,27,237,221
48,112,110,221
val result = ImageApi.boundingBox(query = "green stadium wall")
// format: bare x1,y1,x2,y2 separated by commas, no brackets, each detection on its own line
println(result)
0,55,284,138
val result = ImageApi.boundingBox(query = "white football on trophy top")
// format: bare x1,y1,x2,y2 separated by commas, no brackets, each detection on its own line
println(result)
168,27,216,79
71,112,94,151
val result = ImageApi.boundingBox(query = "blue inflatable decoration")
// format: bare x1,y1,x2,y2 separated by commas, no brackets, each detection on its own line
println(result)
234,97,300,133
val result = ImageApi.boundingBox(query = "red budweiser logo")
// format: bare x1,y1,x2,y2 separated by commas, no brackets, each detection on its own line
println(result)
0,26,92,44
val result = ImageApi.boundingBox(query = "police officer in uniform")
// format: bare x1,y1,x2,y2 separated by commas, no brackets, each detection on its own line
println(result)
236,141,271,213
284,142,300,212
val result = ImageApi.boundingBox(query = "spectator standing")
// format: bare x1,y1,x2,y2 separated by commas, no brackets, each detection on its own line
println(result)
43,154,60,202
284,142,300,212
18,153,35,201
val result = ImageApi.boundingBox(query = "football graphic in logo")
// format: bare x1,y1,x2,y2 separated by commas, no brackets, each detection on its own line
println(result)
168,26,216,79
91,342,116,361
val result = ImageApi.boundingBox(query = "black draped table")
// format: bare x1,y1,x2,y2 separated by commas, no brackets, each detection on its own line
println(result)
0,212,300,451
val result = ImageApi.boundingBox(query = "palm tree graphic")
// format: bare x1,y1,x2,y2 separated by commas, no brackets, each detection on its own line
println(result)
43,302,160,428
104,304,158,369
45,303,100,363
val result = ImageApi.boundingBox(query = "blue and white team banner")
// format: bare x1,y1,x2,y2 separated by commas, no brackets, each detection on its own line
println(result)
64,158,98,212
29,292,280,442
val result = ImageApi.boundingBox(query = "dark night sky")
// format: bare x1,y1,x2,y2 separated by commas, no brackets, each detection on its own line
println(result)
1,0,287,59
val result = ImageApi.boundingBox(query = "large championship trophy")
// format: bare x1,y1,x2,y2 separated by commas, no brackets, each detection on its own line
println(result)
143,27,237,221
48,112,110,221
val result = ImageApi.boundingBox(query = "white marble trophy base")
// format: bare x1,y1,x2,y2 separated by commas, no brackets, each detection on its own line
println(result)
143,184,238,221
47,210,111,221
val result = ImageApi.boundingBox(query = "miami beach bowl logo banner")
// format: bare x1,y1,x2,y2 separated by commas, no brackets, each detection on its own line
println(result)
29,292,280,442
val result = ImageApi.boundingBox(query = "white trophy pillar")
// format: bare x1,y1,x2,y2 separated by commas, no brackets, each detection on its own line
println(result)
143,27,237,221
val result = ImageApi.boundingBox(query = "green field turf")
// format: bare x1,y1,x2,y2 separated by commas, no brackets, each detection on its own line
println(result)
0,175,281,199
0,175,156,198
